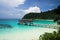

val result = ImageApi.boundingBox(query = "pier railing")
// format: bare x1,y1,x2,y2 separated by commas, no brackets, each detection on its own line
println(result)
18,19,60,29
31,24,60,29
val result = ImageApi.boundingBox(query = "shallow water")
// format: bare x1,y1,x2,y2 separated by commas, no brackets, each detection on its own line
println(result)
0,19,57,40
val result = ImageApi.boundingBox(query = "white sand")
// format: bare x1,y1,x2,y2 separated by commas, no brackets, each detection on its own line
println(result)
0,27,57,40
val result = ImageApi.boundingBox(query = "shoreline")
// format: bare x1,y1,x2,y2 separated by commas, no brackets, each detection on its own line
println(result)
21,19,54,21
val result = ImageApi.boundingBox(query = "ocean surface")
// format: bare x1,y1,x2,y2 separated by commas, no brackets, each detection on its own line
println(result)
0,19,57,40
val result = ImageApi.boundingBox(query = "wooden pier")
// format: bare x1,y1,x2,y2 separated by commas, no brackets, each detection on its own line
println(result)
18,19,60,29
31,24,60,29
18,19,33,25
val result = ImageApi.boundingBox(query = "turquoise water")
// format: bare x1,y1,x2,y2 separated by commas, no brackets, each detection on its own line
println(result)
33,20,55,24
0,19,57,40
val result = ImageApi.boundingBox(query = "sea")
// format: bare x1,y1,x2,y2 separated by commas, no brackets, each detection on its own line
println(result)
0,19,57,40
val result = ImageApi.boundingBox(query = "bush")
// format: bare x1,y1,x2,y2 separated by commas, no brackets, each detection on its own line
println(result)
39,27,60,40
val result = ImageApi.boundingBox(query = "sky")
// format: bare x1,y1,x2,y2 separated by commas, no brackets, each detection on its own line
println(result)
0,0,60,19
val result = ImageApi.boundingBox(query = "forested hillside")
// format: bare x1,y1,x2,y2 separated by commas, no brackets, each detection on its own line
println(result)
23,5,60,19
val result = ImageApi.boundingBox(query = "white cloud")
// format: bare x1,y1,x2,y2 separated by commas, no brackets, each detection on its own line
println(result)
0,0,25,7
0,4,24,19
24,6,41,14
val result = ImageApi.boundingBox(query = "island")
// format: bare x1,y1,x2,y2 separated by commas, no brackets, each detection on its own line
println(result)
23,5,60,20
18,5,60,25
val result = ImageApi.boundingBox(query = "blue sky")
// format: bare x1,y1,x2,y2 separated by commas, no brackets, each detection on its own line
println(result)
0,0,60,19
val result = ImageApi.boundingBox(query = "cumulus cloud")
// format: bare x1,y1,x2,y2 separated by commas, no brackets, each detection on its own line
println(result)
0,0,26,19
0,0,25,7
0,0,41,19
24,6,41,13
0,4,24,19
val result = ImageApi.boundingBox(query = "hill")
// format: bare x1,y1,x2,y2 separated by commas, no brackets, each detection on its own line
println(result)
23,5,60,20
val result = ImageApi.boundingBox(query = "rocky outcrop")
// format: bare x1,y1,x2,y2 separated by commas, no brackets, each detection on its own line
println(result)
0,24,12,28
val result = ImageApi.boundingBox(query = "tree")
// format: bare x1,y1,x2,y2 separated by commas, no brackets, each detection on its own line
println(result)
54,5,60,15
39,27,60,40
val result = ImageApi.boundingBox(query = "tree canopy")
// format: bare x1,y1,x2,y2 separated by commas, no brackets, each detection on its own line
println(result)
23,5,60,19
39,27,60,40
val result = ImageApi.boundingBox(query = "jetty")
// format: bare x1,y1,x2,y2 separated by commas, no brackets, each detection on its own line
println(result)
31,24,60,29
18,19,60,29
18,19,33,25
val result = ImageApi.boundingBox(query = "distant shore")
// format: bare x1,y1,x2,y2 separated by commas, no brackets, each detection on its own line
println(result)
22,19,54,21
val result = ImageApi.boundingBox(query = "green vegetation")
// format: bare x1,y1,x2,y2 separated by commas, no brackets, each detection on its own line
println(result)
22,5,60,40
39,27,60,40
23,5,60,20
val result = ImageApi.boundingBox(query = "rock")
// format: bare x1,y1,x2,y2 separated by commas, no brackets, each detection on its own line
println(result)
17,23,20,25
25,23,27,25
0,24,12,28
